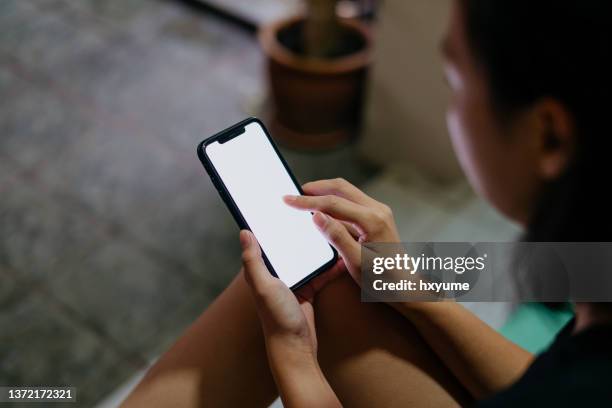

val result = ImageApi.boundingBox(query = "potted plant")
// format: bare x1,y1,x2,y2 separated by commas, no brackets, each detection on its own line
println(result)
258,0,372,150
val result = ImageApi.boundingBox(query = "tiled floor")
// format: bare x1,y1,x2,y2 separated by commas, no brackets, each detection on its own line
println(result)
0,0,372,406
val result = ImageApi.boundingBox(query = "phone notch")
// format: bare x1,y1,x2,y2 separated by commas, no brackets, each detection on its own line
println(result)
218,126,246,144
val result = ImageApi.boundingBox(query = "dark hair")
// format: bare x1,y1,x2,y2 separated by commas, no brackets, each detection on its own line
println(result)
461,0,612,242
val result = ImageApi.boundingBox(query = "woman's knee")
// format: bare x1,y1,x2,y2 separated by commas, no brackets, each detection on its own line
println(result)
314,273,471,407
314,273,426,359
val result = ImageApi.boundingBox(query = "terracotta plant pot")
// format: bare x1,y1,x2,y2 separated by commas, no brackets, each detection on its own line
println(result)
258,16,372,150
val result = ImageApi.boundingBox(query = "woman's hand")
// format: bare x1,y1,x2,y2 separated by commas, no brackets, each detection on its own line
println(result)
240,230,343,408
284,178,401,283
240,229,344,352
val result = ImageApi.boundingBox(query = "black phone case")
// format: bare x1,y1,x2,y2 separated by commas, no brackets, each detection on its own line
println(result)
196,117,338,291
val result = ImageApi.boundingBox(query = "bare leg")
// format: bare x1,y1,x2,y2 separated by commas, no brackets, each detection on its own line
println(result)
316,275,471,407
123,273,278,407
124,272,470,407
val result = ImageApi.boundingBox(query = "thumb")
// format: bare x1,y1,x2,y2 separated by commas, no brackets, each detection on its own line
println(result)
240,230,273,294
312,212,362,281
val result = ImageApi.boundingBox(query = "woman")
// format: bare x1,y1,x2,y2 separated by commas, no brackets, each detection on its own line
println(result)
124,0,612,406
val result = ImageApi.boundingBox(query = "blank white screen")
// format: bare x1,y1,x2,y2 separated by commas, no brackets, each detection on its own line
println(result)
206,122,334,288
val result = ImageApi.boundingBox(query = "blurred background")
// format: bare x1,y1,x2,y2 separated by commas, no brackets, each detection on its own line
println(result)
0,0,571,406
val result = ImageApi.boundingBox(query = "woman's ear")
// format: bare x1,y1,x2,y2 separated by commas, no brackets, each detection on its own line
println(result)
533,98,576,180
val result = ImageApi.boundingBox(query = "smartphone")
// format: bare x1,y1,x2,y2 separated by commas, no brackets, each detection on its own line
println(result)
197,118,338,290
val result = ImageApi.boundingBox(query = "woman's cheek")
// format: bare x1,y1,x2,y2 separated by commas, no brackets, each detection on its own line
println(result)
447,106,469,170
446,105,484,195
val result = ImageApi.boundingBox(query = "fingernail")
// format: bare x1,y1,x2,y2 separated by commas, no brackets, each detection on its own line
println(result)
283,195,297,203
313,212,328,228
240,230,251,249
